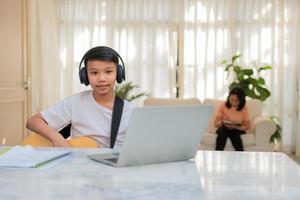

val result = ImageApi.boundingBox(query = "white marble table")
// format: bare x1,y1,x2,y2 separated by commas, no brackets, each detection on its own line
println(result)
0,147,300,200
196,151,300,200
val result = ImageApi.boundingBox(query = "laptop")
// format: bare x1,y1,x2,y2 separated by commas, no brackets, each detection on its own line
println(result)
88,105,213,167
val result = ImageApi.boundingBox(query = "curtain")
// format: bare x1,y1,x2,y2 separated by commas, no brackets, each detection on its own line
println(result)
182,0,300,153
31,0,300,153
58,0,180,103
30,0,61,111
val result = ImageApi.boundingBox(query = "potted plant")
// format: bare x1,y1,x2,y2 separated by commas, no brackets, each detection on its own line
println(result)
221,54,281,144
222,54,272,101
115,81,148,101
269,116,282,144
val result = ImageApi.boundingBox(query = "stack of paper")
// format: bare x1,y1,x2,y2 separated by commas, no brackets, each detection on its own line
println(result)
0,145,71,168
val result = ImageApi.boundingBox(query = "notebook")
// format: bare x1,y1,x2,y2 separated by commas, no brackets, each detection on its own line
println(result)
88,105,213,167
0,145,71,168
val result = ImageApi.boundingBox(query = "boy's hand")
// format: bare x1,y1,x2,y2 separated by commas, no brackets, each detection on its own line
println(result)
51,134,71,147
53,138,71,147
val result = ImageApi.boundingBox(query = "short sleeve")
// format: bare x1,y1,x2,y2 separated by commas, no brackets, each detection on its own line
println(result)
40,97,72,130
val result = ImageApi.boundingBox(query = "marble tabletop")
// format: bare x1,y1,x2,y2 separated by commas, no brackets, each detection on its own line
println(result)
0,147,300,200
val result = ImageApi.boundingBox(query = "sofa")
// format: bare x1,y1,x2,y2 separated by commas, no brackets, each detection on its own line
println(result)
200,99,276,151
143,98,276,152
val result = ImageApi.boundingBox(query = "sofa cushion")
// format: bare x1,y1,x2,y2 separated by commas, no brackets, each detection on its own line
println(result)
201,132,256,147
246,99,263,121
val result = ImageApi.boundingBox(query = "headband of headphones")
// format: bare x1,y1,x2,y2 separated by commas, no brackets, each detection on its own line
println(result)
78,46,126,85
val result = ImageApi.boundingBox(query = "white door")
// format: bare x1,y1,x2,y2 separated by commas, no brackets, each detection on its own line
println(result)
0,0,28,145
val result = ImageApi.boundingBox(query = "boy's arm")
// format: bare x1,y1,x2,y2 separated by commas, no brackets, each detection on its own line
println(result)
26,113,71,147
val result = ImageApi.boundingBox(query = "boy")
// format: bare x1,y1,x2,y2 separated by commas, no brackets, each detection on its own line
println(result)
26,46,134,148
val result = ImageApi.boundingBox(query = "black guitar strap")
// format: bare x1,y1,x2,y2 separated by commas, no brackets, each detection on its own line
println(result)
110,96,124,148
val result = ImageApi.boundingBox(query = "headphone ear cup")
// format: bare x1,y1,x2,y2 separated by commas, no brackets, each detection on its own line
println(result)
121,64,125,81
116,64,124,83
79,67,89,86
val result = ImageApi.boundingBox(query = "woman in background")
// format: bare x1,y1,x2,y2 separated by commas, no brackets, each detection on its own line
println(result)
214,87,250,151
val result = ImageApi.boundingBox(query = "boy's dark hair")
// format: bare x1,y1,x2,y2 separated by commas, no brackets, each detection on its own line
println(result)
83,46,119,67
225,87,246,111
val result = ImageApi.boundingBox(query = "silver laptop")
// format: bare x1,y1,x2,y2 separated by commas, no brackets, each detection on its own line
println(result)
88,105,213,167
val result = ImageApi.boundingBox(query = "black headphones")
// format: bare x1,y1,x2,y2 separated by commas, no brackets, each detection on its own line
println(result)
78,46,126,86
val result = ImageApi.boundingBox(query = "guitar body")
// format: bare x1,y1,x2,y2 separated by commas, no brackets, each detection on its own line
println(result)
21,133,99,148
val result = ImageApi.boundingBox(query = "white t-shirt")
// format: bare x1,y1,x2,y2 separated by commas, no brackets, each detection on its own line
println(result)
40,90,134,148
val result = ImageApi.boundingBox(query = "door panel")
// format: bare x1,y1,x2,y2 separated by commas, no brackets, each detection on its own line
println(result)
0,102,24,145
0,0,27,145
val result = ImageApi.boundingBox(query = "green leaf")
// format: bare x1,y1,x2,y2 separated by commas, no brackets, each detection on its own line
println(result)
255,86,271,101
237,74,245,81
220,59,228,65
229,83,240,90
233,65,241,73
127,93,148,101
115,81,148,101
269,116,282,143
248,77,258,85
258,65,272,72
225,63,233,71
224,54,272,102
232,54,241,63
241,69,254,76
257,77,265,85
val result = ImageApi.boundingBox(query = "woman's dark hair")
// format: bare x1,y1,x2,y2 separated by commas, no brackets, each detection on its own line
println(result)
225,87,246,111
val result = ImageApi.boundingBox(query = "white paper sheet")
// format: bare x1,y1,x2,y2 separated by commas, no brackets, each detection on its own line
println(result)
0,145,71,168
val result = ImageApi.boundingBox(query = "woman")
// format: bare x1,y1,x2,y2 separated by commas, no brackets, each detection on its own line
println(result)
214,87,250,151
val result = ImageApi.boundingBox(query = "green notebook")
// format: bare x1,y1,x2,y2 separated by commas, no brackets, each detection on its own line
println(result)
0,147,11,155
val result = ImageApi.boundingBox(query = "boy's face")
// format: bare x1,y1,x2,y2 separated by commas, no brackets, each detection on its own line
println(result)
86,60,117,97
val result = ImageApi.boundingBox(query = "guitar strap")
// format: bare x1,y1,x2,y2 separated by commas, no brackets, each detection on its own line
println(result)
110,96,124,148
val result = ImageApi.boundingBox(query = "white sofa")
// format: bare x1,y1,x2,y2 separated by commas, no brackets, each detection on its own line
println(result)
200,99,276,151
144,98,276,152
